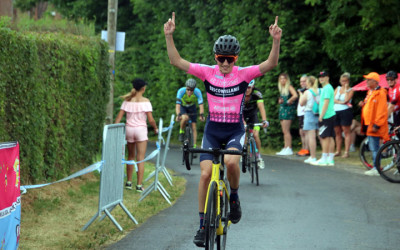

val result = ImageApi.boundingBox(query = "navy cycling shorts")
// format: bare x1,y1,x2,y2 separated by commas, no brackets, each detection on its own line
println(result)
199,120,245,162
180,105,197,123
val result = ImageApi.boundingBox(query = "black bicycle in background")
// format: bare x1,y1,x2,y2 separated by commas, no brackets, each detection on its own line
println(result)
242,122,266,186
179,113,198,165
182,121,195,165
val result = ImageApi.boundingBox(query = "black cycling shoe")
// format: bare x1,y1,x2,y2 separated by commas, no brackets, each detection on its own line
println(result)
193,228,205,247
229,199,242,224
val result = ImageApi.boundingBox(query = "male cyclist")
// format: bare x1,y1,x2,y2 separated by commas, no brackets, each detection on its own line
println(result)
386,70,400,127
243,79,269,169
176,78,205,147
164,12,281,247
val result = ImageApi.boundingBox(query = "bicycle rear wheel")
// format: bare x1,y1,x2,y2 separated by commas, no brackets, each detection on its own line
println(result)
205,181,218,250
250,139,259,186
375,140,400,183
359,137,373,169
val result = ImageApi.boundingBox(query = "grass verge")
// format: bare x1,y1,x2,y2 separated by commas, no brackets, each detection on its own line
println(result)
19,162,186,249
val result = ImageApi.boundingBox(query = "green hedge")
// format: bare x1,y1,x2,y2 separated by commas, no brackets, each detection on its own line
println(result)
0,27,109,184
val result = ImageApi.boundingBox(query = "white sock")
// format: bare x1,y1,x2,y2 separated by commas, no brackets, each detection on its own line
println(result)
321,153,328,161
328,153,335,161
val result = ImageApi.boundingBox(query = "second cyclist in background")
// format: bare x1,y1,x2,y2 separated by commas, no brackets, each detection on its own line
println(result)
243,79,269,169
387,70,400,127
176,78,205,146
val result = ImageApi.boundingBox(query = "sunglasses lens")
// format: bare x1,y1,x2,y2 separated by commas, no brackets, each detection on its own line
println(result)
216,56,235,63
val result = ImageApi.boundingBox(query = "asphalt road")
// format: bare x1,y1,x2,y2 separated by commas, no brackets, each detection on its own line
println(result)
107,142,400,250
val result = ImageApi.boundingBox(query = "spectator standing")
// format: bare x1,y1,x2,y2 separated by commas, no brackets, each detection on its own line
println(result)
299,75,320,164
276,73,298,155
115,78,159,192
333,72,354,158
296,75,310,156
361,72,389,176
311,71,336,166
386,71,400,127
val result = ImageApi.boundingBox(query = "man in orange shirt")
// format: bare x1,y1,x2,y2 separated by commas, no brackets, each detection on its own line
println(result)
360,72,389,176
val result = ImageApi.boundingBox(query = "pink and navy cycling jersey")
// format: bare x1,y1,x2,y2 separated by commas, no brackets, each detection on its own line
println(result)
187,63,263,123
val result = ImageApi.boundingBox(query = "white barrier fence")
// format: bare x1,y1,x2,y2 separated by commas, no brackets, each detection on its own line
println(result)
19,115,176,231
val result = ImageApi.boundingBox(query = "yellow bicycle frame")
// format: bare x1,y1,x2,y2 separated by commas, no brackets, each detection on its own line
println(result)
204,162,231,235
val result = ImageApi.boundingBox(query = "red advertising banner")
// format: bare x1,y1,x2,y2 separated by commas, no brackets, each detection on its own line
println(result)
0,142,20,250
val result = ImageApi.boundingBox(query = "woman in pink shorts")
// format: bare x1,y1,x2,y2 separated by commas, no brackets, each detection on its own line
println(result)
115,78,158,192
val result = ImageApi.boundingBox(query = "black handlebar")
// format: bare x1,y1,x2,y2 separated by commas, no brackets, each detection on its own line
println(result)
183,140,244,171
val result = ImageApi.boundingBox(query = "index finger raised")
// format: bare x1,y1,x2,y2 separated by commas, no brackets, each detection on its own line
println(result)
274,16,278,25
172,12,175,23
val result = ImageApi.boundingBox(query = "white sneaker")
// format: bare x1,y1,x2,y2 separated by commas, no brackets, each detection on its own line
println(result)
364,168,379,176
304,157,316,163
257,158,265,169
327,160,335,166
276,148,286,155
280,147,293,156
310,158,328,166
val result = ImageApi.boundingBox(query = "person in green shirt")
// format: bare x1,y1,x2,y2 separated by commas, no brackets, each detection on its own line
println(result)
311,71,336,166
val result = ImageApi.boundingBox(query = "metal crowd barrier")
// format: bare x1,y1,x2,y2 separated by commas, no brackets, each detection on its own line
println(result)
139,115,175,204
82,124,137,231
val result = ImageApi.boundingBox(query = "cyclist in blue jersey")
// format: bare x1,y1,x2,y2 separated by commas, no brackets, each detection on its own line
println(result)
176,78,205,146
164,12,281,247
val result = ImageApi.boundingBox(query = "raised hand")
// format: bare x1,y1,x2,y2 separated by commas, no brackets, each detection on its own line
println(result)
164,12,176,36
269,16,282,40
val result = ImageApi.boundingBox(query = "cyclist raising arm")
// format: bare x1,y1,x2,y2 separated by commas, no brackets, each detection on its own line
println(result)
164,12,282,247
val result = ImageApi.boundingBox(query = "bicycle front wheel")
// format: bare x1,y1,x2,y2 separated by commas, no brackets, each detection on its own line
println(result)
375,140,400,183
186,125,195,165
249,139,259,185
245,142,253,183
359,137,374,169
205,181,218,250
216,182,229,250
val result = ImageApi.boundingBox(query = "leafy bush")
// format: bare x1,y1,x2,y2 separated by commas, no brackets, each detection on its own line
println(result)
0,27,109,183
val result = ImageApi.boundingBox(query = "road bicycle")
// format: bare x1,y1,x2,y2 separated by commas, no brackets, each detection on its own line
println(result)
375,127,400,183
179,113,198,165
359,123,397,169
183,141,242,250
242,122,266,186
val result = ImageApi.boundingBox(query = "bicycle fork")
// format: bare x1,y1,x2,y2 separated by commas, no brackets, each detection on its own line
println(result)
217,181,230,235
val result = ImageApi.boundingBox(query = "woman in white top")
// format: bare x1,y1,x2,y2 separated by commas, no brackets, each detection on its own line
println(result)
299,75,320,164
333,72,354,158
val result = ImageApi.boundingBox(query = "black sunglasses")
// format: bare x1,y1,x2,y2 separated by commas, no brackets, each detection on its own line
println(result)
215,55,237,64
